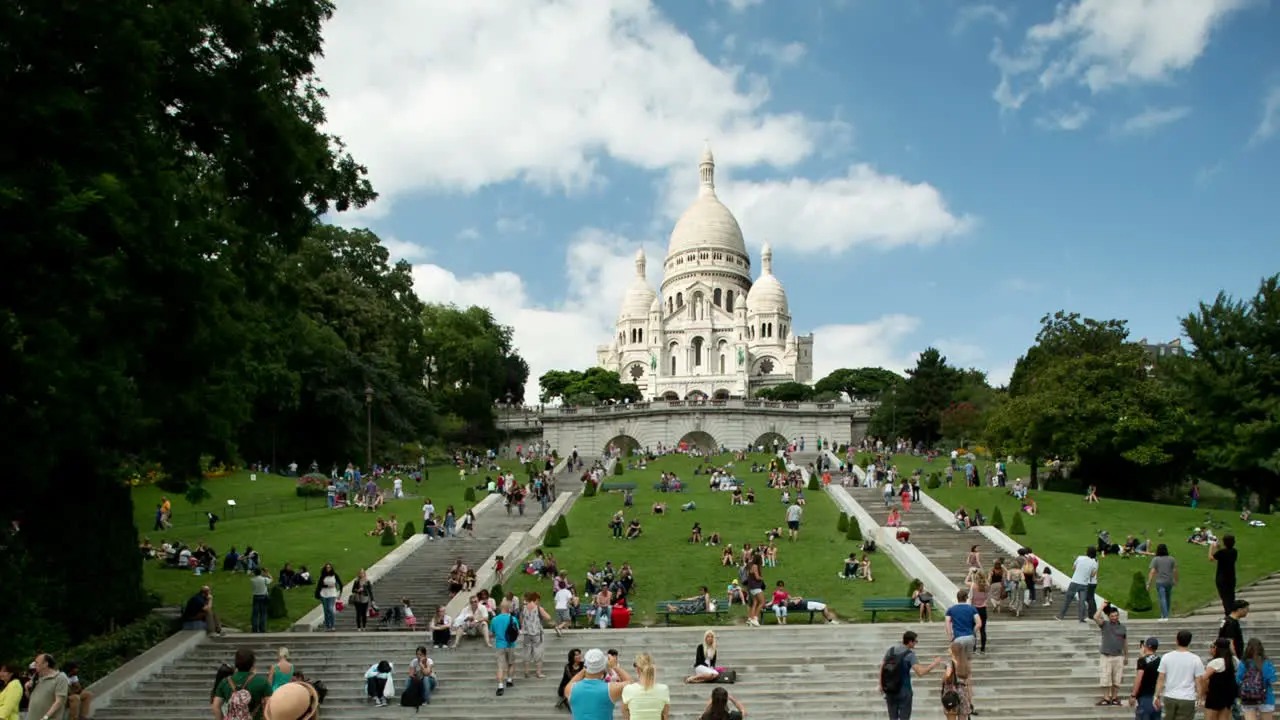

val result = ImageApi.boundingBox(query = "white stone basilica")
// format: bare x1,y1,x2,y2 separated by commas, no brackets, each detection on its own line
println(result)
596,146,814,401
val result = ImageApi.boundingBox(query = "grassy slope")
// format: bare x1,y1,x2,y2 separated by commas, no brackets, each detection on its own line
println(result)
133,463,518,631
505,453,911,626
926,483,1280,617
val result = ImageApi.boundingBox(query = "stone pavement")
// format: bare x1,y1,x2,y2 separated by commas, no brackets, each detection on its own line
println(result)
1191,571,1280,617
89,617,1280,720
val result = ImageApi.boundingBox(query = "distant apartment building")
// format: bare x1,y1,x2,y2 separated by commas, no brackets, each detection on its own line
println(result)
1137,337,1186,360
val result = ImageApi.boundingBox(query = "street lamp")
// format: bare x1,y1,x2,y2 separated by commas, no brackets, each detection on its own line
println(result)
890,386,897,440
504,391,514,453
364,385,374,471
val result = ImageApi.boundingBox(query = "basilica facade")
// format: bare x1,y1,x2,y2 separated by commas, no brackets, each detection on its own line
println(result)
596,146,814,401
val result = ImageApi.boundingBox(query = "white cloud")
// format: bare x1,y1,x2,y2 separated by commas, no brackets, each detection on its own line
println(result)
1115,105,1191,135
1035,103,1094,131
382,236,433,263
659,162,975,255
1248,85,1280,147
954,4,1012,35
495,214,536,235
318,0,821,211
751,40,807,67
812,315,921,379
991,0,1250,111
721,0,765,10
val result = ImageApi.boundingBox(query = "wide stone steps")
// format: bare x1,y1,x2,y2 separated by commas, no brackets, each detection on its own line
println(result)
328,493,551,631
91,619,1280,720
851,487,1057,619
1191,571,1280,617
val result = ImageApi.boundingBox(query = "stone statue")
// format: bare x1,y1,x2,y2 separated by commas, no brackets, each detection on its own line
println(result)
650,352,657,370
737,347,745,366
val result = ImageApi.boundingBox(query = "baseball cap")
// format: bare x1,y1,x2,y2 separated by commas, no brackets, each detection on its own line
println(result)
584,648,608,674
1144,637,1159,650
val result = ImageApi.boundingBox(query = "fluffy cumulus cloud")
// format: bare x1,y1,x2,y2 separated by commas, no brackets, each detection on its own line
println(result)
991,0,1251,111
317,0,821,213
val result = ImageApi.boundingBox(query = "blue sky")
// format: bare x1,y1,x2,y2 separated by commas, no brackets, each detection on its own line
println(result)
317,0,1280,398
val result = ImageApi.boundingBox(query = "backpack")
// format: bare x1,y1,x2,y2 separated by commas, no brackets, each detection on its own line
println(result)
737,565,749,585
224,673,255,720
1240,662,1267,705
940,664,962,710
504,612,520,643
880,648,907,696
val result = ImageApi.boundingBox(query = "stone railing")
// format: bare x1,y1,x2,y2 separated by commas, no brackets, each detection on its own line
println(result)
544,399,876,417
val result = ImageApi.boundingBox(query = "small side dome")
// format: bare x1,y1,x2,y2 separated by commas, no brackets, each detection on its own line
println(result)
746,242,788,314
619,249,657,319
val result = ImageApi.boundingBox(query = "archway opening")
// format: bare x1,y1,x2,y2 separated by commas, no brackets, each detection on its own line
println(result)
678,430,717,453
686,390,708,401
713,389,730,400
752,432,788,452
604,434,642,457
662,391,680,400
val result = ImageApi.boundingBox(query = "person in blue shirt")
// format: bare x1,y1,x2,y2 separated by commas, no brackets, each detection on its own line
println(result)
1236,638,1277,718
945,589,983,657
490,600,520,696
880,630,941,720
565,648,633,720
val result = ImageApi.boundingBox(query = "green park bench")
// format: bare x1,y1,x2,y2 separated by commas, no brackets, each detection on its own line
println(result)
657,599,726,626
778,599,828,624
600,482,637,492
862,597,918,623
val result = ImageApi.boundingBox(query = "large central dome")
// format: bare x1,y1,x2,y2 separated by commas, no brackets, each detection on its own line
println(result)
665,145,749,260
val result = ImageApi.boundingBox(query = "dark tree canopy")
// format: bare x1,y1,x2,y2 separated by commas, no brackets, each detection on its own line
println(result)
814,367,902,401
756,382,816,402
421,304,529,443
538,368,642,405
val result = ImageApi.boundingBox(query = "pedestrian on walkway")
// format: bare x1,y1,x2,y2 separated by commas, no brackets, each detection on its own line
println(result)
1129,637,1161,720
1210,535,1238,616
1155,630,1205,720
879,630,940,720
1057,547,1098,622
945,589,982,658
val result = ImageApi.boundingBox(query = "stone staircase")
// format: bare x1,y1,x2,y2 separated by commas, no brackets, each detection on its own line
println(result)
331,480,567,631
91,617,1280,720
850,487,1057,620
1191,571,1280,617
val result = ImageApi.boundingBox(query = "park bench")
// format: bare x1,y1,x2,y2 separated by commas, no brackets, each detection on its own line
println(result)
862,597,917,623
657,599,726,626
778,599,828,624
600,482,637,492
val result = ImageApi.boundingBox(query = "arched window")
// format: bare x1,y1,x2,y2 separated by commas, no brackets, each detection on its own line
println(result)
713,288,722,306
676,292,684,308
692,337,704,366
638,328,644,343
719,354,726,374
760,323,766,339
726,290,734,312
670,355,677,375
668,297,674,314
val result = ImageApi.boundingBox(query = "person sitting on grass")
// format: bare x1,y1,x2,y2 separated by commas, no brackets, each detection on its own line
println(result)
721,545,734,566
626,519,643,540
386,514,399,536
366,517,388,537
795,489,806,506
652,501,667,515
1021,497,1038,516
744,488,756,504
840,552,861,579
860,554,875,582
705,532,720,546
689,523,703,544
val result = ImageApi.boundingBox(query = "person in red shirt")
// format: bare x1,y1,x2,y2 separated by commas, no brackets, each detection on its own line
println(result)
771,581,791,625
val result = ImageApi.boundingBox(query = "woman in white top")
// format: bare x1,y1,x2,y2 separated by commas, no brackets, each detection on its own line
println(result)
622,653,670,720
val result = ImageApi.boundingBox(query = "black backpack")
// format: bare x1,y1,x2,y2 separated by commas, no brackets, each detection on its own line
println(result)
505,612,520,643
880,648,907,696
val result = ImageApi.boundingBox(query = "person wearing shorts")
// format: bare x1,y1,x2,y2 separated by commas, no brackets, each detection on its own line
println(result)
554,585,575,634
786,501,802,540
490,600,519,696
1094,604,1127,706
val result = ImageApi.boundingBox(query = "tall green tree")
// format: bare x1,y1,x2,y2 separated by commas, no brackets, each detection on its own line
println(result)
1170,274,1280,509
814,367,902,401
538,368,641,405
420,304,528,442
0,0,372,654
986,312,1192,497
866,348,961,444
756,382,816,401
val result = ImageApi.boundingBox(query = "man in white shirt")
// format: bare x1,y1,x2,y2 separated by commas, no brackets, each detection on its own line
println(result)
393,476,404,498
1155,629,1203,720
450,595,493,648
1057,546,1099,623
553,585,575,636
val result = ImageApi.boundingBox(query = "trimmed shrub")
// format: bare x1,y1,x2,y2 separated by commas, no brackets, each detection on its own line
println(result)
380,525,397,546
990,506,1005,530
837,512,850,533
401,521,416,539
583,481,597,498
544,525,562,547
56,615,179,685
613,462,624,476
926,473,942,490
1009,511,1027,536
491,583,504,599
555,515,570,538
464,486,477,502
295,473,329,497
807,473,820,490
1128,571,1153,612
845,521,860,542
267,585,288,619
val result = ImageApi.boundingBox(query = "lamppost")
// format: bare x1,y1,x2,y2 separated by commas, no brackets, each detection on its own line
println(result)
890,386,897,440
364,385,374,471
504,391,513,454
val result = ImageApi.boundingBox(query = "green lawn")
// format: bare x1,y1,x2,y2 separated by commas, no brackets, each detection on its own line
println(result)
852,452,1033,483
926,483,1280,617
133,462,520,631
505,453,911,626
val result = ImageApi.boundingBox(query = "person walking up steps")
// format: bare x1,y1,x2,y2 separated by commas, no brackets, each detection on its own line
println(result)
1210,535,1239,616
1155,630,1205,720
1130,637,1161,720
880,630,941,720
1058,547,1098,622
945,589,982,658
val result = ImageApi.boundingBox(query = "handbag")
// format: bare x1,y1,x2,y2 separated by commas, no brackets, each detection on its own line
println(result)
336,600,345,612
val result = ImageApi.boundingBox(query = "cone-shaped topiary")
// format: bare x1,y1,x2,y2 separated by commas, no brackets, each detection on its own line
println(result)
584,481,597,497
927,473,942,489
267,584,288,619
380,525,397,546
1128,571,1153,612
555,515,570,538
544,525,562,547
1009,511,1027,536
464,486,477,502
990,507,1005,530
837,512,850,533
845,521,860,542
402,521,416,539
491,583,504,599
808,473,820,490
614,462,624,476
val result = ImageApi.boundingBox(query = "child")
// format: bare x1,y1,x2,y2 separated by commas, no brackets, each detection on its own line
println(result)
860,554,874,582
401,598,417,628
493,555,505,576
1040,567,1054,606
765,542,778,568
771,582,790,624
462,568,477,591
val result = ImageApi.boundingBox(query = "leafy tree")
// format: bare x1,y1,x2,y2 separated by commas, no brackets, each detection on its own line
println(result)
868,349,960,444
0,0,372,655
538,368,641,405
986,313,1192,497
1169,274,1280,510
815,367,902,401
421,304,527,443
756,382,815,401
940,402,983,446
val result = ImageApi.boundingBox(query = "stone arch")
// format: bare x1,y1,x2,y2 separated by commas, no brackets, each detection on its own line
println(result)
686,389,708,401
752,431,788,450
678,430,717,452
661,391,679,400
717,339,729,375
712,388,731,400
604,434,642,457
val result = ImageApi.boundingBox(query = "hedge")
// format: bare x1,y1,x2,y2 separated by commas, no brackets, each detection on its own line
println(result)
583,481,597,498
401,521,416,539
807,473,820,490
62,614,179,685
380,525,397,546
837,512,850,533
